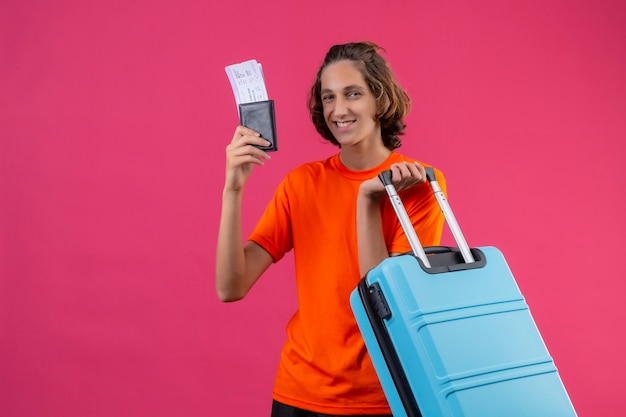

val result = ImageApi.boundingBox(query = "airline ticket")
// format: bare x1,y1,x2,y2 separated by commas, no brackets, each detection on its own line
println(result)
225,59,269,108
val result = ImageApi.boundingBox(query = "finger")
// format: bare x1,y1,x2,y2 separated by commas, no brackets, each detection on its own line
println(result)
390,162,412,181
397,162,426,183
230,133,273,151
227,143,271,164
238,153,269,167
234,125,261,139
410,162,426,183
388,162,426,192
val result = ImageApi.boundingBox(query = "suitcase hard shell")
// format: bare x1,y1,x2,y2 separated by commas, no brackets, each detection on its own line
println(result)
350,169,577,417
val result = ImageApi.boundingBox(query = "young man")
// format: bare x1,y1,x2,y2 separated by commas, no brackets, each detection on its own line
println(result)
216,42,446,416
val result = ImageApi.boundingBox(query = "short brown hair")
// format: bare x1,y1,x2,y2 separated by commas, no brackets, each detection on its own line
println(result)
307,41,411,150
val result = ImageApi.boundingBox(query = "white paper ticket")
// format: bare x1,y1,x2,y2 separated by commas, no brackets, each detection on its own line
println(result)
225,59,269,106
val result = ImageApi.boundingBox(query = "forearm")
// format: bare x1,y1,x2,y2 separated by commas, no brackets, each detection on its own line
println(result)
215,189,250,301
356,192,390,278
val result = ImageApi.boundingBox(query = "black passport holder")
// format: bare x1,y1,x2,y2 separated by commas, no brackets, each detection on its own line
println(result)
239,100,278,152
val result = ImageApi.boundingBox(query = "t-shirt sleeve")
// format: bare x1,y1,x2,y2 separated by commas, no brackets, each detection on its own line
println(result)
248,177,294,263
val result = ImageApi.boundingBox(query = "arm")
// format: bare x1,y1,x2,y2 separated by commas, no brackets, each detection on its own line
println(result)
215,126,274,302
356,161,426,277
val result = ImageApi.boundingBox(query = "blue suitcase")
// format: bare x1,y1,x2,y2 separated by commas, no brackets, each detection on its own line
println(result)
350,169,577,417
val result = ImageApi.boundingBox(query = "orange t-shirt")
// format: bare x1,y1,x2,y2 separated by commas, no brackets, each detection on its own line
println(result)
249,152,446,415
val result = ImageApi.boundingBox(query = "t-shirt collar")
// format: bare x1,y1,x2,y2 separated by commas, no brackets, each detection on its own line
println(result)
330,152,405,181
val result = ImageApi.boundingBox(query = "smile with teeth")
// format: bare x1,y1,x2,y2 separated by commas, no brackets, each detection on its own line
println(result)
335,120,355,128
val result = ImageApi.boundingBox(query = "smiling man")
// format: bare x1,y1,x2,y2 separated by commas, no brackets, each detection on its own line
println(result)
216,41,447,416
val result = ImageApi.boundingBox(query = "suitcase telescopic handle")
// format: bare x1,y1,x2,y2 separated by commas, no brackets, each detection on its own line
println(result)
378,170,431,268
424,167,475,264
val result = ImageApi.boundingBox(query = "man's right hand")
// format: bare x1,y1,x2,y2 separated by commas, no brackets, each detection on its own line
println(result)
224,125,272,192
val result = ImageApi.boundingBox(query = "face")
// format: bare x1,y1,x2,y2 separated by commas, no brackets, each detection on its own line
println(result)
320,60,381,149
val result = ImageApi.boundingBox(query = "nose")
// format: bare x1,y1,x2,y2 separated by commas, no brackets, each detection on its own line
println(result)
333,95,348,116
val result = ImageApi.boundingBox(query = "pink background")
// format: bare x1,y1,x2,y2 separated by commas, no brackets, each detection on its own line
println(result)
1,0,625,416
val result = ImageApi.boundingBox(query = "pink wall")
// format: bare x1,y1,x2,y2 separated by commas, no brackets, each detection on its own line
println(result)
1,0,625,416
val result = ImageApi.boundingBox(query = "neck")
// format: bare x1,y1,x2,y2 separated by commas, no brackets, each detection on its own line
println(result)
339,141,392,171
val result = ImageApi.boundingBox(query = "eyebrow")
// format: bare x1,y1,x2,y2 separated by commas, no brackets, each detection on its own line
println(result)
320,84,367,94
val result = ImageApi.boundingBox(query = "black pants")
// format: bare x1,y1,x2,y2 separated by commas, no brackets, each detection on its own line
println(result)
271,400,392,417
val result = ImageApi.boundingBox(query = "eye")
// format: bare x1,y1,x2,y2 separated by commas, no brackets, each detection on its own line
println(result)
321,94,334,102
347,91,362,98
